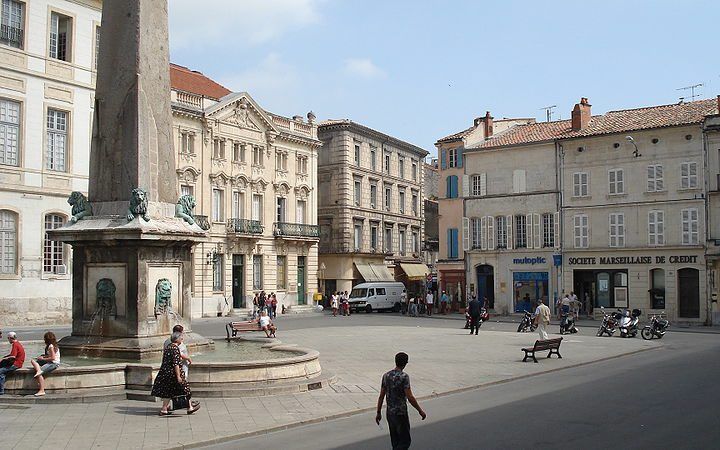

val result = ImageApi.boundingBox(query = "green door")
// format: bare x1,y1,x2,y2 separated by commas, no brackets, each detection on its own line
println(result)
297,256,306,305
232,255,244,308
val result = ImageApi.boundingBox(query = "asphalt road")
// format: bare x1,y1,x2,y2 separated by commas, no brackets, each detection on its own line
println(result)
207,332,720,450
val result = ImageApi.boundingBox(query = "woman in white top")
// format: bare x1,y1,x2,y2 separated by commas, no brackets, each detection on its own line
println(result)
30,331,61,397
331,293,339,317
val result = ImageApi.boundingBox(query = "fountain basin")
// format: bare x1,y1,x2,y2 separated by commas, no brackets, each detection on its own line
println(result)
0,337,327,402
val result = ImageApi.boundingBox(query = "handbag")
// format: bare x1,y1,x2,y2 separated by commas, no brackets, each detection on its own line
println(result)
172,395,189,410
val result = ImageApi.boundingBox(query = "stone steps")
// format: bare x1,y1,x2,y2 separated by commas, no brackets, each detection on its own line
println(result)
284,304,323,315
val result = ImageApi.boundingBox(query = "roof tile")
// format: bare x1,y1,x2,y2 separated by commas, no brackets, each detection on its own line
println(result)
170,63,232,100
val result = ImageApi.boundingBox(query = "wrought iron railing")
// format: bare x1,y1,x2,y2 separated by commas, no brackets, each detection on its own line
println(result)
193,215,210,231
227,218,263,234
274,222,320,238
0,25,24,49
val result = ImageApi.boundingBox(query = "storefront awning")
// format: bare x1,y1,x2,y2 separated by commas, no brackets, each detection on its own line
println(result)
355,263,395,282
399,263,430,281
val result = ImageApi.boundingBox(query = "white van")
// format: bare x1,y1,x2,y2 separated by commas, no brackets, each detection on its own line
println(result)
349,282,405,313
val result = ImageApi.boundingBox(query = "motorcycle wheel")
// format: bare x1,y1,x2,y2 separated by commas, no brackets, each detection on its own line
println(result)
641,328,653,340
596,326,604,337
517,322,525,332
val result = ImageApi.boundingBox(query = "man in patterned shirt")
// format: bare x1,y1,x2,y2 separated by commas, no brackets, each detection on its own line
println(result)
376,352,426,449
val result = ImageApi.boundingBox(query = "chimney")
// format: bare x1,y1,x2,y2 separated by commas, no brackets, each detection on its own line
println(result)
483,111,494,137
571,97,591,131
717,95,720,113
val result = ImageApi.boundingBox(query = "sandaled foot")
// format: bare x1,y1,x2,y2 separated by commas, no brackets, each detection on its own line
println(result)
34,392,45,397
33,372,42,378
159,410,172,416
187,404,201,415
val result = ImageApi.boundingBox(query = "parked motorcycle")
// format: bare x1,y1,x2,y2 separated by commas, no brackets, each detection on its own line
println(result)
559,312,578,335
517,310,537,332
597,307,622,337
619,308,642,338
642,312,669,340
465,308,490,329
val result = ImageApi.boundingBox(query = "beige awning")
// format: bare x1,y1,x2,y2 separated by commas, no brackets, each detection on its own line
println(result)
355,263,395,282
399,263,430,281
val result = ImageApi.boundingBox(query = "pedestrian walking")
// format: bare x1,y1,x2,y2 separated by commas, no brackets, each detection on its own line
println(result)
408,295,418,317
440,291,449,314
258,292,265,316
271,293,278,318
534,298,551,340
425,291,434,316
331,292,339,317
467,295,481,335
376,352,426,450
152,331,200,416
0,331,25,395
163,325,192,380
252,293,259,320
400,289,408,315
342,291,351,316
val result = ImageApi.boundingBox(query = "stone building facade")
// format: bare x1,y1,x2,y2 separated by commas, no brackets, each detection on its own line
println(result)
0,0,102,326
317,120,428,296
457,97,719,323
170,65,321,317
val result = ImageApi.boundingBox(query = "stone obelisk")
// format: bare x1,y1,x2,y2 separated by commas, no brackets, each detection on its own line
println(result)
50,0,211,360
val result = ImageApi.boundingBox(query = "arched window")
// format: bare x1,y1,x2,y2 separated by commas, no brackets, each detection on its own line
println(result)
43,213,66,274
0,210,17,274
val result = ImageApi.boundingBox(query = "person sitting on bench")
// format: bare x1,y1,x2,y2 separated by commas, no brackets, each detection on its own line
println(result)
259,311,276,338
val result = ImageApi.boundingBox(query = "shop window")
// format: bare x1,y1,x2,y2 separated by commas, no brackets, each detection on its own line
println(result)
513,272,548,313
650,269,665,309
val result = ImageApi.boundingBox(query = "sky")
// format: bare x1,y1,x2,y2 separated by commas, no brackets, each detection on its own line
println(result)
168,0,718,156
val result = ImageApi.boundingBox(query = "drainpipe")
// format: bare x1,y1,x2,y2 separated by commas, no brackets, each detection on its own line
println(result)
702,126,712,325
555,140,564,316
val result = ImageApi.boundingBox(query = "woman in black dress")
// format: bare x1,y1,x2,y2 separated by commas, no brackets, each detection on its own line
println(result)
151,331,200,416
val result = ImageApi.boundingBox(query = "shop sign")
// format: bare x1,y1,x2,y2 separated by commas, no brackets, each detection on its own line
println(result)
568,255,699,265
512,257,547,265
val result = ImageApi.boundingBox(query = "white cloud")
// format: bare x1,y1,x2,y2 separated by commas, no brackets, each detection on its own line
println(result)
169,0,323,49
343,58,386,79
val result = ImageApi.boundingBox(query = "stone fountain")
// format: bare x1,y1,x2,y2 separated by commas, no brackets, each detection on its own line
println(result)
48,0,211,360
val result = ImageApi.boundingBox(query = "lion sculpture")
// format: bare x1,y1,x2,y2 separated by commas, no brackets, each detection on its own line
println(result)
155,278,172,314
96,278,117,315
68,191,93,223
127,188,150,222
175,194,196,225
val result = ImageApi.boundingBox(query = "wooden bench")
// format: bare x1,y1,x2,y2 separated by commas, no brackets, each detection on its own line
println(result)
521,337,563,363
226,321,263,340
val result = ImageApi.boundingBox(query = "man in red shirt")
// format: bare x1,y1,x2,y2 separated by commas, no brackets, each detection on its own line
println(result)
0,331,25,395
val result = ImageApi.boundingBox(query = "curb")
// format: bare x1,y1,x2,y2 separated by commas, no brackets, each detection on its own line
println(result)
167,344,661,450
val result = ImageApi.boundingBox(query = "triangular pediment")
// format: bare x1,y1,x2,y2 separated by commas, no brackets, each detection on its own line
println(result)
206,92,278,134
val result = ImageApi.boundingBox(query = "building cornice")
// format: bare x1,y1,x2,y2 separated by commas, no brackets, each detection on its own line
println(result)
319,121,428,157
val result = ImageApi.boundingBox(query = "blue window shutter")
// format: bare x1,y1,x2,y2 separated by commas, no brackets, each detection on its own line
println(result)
446,176,452,198
447,229,453,258
440,149,447,170
451,175,458,198
451,229,459,258
457,147,463,168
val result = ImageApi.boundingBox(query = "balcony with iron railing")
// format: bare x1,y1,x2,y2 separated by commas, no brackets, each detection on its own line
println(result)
193,215,211,231
273,222,320,239
226,218,264,235
0,25,24,49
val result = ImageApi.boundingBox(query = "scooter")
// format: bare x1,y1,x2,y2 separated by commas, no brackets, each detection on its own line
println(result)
464,308,490,329
517,310,537,332
559,312,578,334
642,312,669,340
619,308,642,338
597,307,622,337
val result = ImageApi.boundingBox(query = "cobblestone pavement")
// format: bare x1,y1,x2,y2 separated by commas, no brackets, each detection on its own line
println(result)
0,321,659,450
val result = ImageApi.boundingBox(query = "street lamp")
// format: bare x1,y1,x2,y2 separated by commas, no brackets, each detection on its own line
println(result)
625,136,641,158
203,243,222,317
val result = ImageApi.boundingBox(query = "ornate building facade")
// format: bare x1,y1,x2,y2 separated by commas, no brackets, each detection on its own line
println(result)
170,64,321,317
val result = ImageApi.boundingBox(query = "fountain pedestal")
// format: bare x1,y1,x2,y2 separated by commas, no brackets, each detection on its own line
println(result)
52,207,213,360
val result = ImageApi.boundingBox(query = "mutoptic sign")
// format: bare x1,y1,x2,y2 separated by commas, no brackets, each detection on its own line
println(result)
512,257,547,265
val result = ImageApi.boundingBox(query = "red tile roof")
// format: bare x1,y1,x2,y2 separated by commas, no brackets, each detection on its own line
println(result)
472,98,719,150
562,98,718,139
437,126,474,143
170,63,232,100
